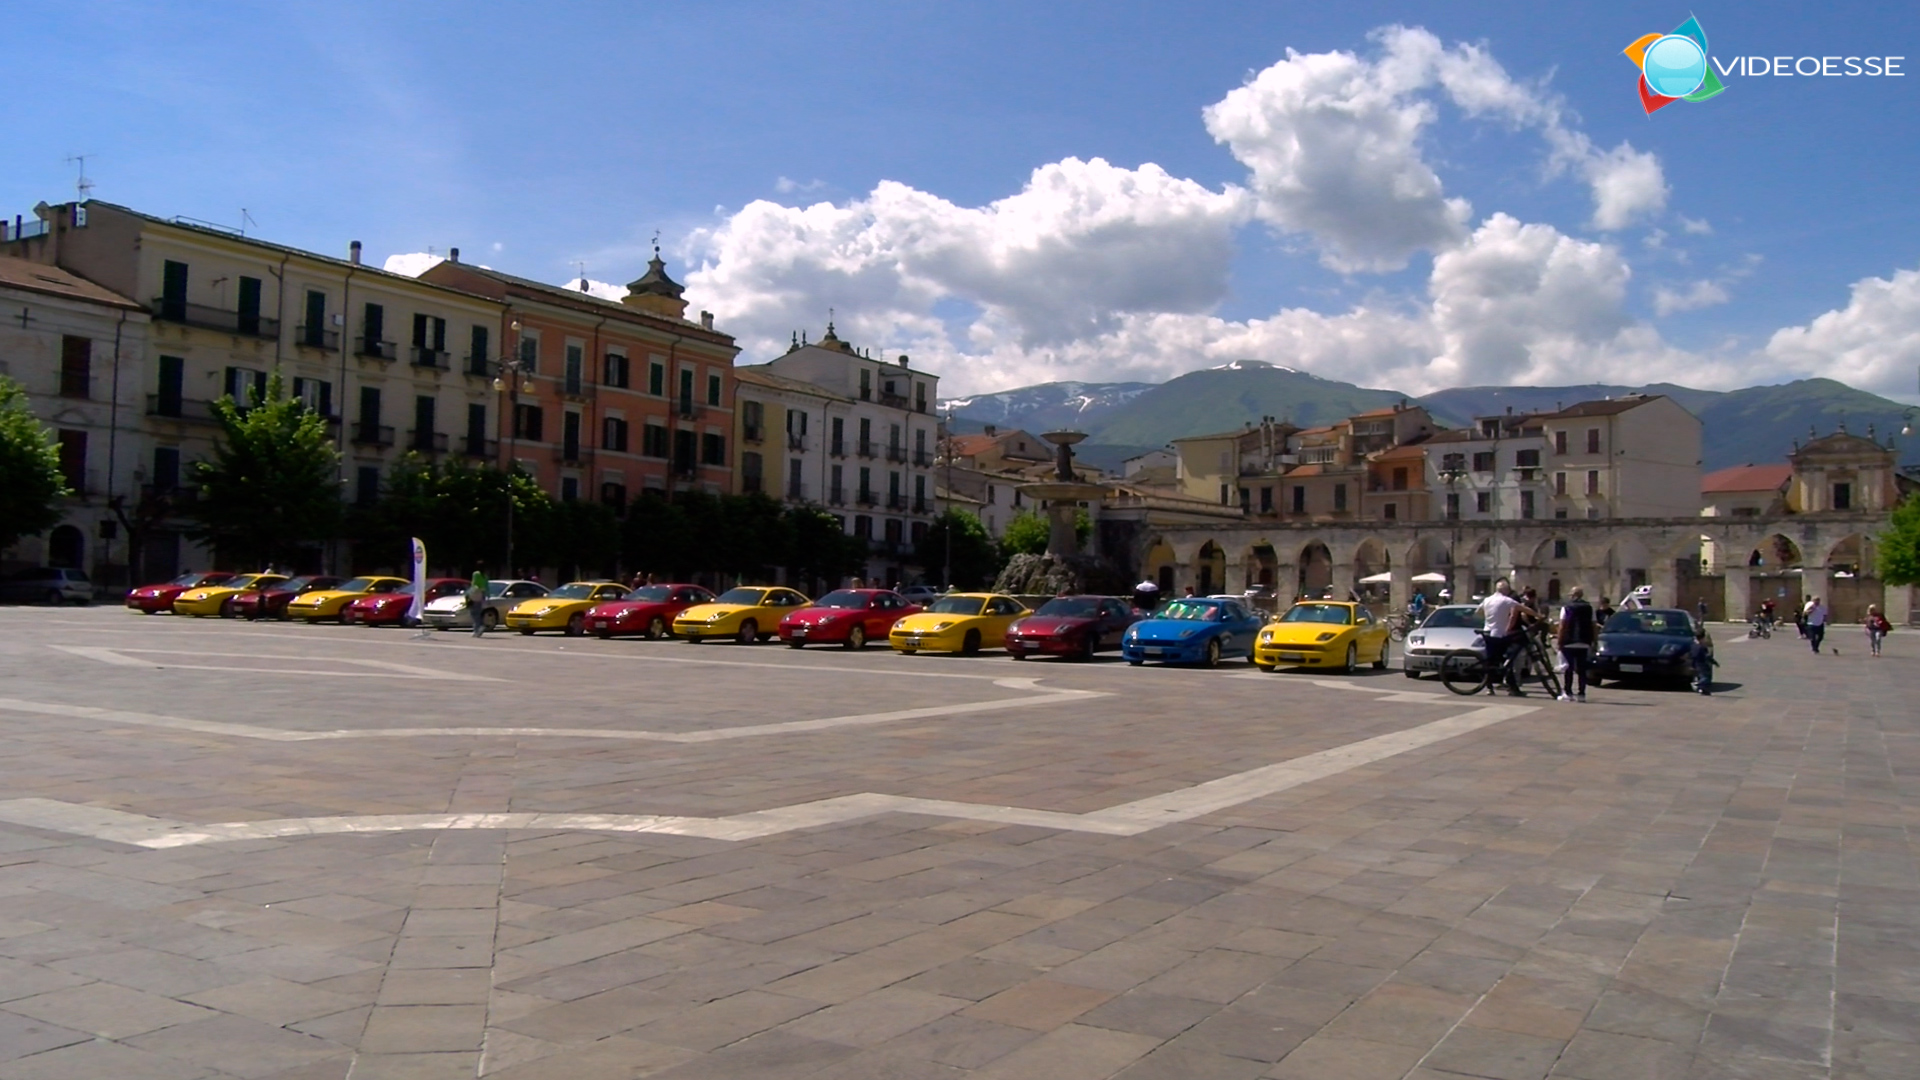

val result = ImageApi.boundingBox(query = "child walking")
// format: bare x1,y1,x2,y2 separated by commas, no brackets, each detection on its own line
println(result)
1866,604,1891,657
1690,630,1715,696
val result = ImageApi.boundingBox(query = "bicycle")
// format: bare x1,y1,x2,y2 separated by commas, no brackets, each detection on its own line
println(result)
1440,623,1564,699
1746,615,1771,640
1383,612,1413,642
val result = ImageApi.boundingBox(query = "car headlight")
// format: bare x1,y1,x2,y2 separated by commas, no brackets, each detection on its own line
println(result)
1316,632,1336,642
1260,630,1274,641
1125,628,1138,640
1408,633,1424,645
931,621,954,631
707,612,726,622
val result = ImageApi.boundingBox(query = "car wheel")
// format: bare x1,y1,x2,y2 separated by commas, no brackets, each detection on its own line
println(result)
647,616,666,640
787,639,805,648
1343,643,1358,674
962,629,981,656
1372,642,1388,670
483,609,500,630
566,614,585,637
219,598,236,618
847,625,866,650
45,590,63,606
596,628,612,640
1079,634,1098,662
1011,651,1028,661
737,619,757,645
1204,638,1221,668
517,627,534,636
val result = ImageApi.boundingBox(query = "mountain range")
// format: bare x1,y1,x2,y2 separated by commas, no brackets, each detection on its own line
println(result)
941,362,1919,475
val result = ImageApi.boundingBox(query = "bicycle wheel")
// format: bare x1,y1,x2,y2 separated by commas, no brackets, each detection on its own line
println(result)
1439,649,1491,696
1526,638,1564,699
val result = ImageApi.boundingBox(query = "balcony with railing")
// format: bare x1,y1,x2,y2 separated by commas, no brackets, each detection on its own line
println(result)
460,437,498,459
407,430,449,454
885,445,907,463
743,425,765,444
150,300,280,340
886,493,908,511
554,444,593,466
912,495,931,514
829,438,846,458
855,487,878,506
912,449,932,467
352,423,396,448
356,337,397,361
410,346,449,371
856,439,877,459
145,395,223,425
677,397,701,419
786,481,807,500
464,353,491,377
296,326,340,351
828,485,845,506
879,390,910,409
3,216,50,242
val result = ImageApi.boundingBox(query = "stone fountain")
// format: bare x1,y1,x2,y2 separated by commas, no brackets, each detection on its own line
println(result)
991,431,1123,596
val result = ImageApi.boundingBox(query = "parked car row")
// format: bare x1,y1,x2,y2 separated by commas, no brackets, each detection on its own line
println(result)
1400,602,1712,686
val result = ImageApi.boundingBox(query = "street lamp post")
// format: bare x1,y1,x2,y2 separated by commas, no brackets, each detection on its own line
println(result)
941,403,953,590
491,320,532,574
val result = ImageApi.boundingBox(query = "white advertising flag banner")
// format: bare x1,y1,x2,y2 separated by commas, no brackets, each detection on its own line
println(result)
408,537,427,623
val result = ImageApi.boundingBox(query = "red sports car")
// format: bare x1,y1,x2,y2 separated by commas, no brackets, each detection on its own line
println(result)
228,575,344,620
584,583,716,639
1005,595,1144,661
778,588,920,649
125,571,237,614
341,578,470,625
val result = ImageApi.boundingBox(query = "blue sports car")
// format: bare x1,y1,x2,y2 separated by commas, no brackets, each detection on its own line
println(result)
1120,596,1267,667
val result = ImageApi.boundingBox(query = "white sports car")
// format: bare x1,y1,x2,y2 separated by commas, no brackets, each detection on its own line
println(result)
1401,605,1486,678
421,579,549,631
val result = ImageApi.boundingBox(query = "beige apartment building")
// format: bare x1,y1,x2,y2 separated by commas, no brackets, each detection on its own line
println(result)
3,200,508,573
0,257,151,581
1538,395,1702,519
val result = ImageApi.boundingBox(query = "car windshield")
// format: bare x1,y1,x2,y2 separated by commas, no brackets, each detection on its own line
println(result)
169,572,202,586
367,580,407,594
335,577,377,592
1036,598,1101,618
1157,600,1220,622
716,587,767,605
278,576,318,591
226,574,267,589
1282,604,1352,625
1419,607,1478,629
814,590,867,609
623,585,673,602
928,596,985,616
549,584,596,600
1605,611,1693,636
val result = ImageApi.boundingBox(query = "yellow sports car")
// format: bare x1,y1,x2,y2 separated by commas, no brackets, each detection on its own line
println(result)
504,581,631,636
889,593,1030,655
171,573,287,618
1253,600,1392,673
672,586,810,644
286,576,410,622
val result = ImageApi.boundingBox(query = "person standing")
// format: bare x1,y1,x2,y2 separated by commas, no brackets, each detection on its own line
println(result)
1865,604,1891,657
466,570,490,638
1595,596,1615,626
1696,597,1710,624
1410,590,1427,623
1803,596,1829,654
1478,578,1529,697
1555,586,1595,703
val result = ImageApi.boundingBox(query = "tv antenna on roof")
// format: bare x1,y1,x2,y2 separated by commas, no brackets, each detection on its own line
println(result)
64,154,95,201
575,260,587,289
240,208,256,236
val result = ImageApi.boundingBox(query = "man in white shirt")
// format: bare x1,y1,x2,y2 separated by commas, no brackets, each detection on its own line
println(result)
1803,596,1829,654
1479,579,1531,696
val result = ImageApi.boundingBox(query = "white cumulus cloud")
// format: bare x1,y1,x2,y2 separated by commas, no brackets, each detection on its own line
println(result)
1764,266,1920,398
382,252,444,277
1653,279,1732,316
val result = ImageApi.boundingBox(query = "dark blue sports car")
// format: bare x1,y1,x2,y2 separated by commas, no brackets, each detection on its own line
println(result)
1120,596,1266,667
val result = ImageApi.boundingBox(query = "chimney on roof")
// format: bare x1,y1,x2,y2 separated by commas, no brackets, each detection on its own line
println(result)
984,425,997,436
898,354,909,367
449,247,459,263
349,240,362,265
700,311,714,330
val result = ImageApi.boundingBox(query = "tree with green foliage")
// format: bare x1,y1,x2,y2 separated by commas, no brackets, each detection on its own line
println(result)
622,492,696,579
347,456,552,575
187,375,340,569
544,499,620,580
0,376,69,556
998,507,1090,558
784,506,867,593
916,509,999,589
1879,492,1920,587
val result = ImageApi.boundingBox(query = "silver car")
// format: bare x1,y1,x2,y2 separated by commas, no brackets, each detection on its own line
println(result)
420,579,548,631
1401,604,1485,678
0,567,93,605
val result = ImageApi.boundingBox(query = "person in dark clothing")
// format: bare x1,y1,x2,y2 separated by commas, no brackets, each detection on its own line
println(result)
1595,597,1615,625
1689,630,1716,694
1555,586,1596,702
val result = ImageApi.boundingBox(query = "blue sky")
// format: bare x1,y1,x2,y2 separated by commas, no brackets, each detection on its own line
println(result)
4,1,1917,399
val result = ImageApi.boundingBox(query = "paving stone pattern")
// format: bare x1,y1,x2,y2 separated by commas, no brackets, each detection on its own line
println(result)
0,610,1912,1078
